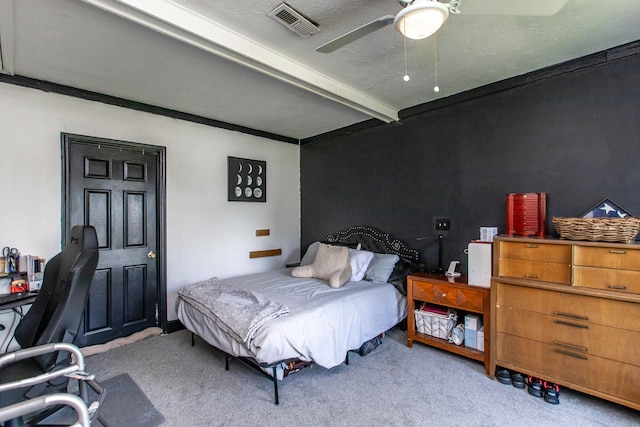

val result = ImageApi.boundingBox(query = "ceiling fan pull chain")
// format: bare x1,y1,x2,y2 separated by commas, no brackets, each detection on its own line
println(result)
403,21,410,81
434,33,440,92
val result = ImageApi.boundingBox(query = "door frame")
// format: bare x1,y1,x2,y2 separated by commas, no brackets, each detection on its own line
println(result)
60,132,168,333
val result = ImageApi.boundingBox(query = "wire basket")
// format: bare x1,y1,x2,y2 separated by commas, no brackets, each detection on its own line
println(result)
552,217,640,244
414,309,457,339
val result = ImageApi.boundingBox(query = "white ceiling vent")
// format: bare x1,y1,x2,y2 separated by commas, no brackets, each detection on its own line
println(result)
268,3,320,38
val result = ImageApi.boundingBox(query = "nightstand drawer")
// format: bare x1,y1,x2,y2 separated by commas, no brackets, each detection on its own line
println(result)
432,284,484,312
410,281,434,302
574,266,640,295
574,246,640,271
498,259,571,284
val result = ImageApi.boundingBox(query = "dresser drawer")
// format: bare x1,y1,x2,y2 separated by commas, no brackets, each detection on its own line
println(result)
498,259,571,284
574,246,640,271
496,307,640,366
574,266,640,295
432,284,484,312
496,333,640,406
499,241,571,263
495,283,640,332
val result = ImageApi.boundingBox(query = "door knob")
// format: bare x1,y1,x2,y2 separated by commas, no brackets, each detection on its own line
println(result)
147,251,156,259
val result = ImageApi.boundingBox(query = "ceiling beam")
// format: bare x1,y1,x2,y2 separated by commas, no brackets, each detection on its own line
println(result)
0,0,15,75
80,0,400,123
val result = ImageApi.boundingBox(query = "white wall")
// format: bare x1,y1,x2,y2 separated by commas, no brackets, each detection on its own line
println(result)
0,82,300,329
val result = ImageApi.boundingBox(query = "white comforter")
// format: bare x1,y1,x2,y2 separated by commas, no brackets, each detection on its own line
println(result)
177,268,407,370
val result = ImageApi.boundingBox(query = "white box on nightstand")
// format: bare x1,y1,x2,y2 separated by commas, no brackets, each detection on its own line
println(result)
477,325,485,352
464,313,482,331
464,314,483,350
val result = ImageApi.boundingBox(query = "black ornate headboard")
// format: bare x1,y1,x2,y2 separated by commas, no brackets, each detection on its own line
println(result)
324,226,426,296
324,226,422,295
324,226,419,261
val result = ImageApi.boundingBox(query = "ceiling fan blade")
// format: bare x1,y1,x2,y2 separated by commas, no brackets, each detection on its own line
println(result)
459,0,568,16
316,15,394,53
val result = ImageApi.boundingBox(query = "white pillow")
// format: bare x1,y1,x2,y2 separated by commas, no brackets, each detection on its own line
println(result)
348,248,374,282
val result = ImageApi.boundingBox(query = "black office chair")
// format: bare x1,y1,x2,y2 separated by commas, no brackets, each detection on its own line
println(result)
0,225,99,426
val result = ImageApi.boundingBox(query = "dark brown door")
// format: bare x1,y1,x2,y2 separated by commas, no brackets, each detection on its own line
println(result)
62,133,166,347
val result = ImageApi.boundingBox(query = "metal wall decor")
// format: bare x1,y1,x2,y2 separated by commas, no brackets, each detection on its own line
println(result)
228,156,266,202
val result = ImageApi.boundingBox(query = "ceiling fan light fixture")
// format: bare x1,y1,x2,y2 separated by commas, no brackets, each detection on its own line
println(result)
394,0,449,40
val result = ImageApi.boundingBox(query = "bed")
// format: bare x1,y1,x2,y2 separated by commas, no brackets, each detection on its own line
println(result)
176,226,422,403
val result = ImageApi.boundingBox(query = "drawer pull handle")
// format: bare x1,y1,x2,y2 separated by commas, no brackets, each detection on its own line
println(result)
553,349,588,360
553,341,588,352
554,319,589,329
526,244,539,248
524,274,538,279
609,249,626,254
608,284,627,290
441,294,447,298
554,311,589,321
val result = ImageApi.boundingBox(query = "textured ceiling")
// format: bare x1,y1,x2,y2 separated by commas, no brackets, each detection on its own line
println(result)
1,0,639,140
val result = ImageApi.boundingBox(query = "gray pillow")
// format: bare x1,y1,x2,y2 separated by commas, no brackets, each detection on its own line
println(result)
300,241,320,266
365,253,400,283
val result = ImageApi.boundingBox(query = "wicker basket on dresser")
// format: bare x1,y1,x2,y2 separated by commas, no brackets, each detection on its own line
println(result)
490,235,640,411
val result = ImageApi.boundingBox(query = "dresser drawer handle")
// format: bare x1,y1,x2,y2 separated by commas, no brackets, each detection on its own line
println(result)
524,274,538,279
554,320,589,329
553,349,588,360
441,293,447,298
609,249,626,254
553,341,588,352
526,244,539,248
608,284,627,290
554,311,589,321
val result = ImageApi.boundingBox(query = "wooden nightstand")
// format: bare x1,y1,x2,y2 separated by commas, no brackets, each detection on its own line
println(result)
407,272,491,375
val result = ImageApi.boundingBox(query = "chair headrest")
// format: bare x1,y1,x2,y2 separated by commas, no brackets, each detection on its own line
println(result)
67,225,98,251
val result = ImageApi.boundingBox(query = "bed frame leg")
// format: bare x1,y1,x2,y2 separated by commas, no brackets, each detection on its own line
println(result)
226,355,231,371
272,366,279,405
345,351,350,365
191,332,195,347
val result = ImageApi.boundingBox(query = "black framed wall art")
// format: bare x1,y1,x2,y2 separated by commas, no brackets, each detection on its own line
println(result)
228,156,266,202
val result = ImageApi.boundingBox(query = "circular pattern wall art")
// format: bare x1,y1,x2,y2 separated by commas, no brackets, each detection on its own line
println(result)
228,156,266,202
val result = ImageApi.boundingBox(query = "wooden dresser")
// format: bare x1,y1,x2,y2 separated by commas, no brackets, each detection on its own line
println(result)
491,235,640,411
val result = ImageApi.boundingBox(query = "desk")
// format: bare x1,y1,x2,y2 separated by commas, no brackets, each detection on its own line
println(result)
0,292,38,311
0,292,37,332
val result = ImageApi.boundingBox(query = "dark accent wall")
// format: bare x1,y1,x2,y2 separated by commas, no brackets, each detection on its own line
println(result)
301,43,640,273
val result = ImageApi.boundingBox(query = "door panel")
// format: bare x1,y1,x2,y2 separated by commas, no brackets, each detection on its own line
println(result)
63,134,165,347
86,268,111,332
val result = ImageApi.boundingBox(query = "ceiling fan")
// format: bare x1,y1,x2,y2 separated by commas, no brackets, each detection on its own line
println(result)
316,0,568,53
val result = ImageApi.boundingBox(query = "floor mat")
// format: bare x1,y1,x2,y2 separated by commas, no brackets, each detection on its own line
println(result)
40,373,165,427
